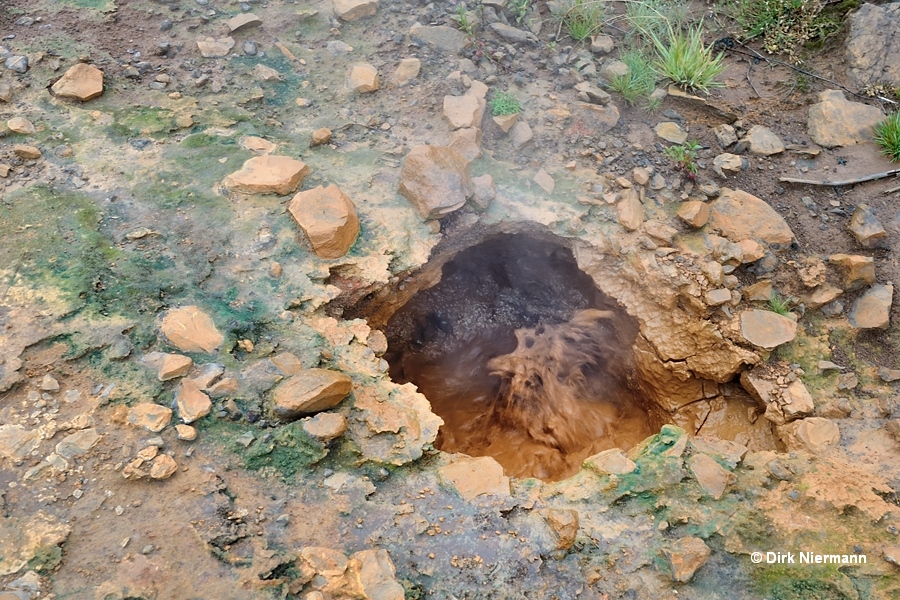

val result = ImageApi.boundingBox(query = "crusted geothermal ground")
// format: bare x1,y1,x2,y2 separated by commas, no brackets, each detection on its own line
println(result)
2,0,900,599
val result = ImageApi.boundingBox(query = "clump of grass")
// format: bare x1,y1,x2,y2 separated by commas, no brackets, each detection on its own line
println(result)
647,21,725,94
768,292,792,315
625,0,688,42
664,139,702,179
554,0,605,42
873,111,900,162
489,90,521,116
608,49,657,106
729,0,848,63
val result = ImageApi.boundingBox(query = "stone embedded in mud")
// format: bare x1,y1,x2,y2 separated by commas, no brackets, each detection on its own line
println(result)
573,102,620,134
616,187,643,231
655,121,687,144
288,184,360,259
712,153,744,178
302,412,348,442
739,309,797,350
224,155,311,195
227,12,262,32
509,120,535,149
127,403,172,433
849,284,893,329
442,94,485,130
349,384,442,465
805,284,843,309
677,200,709,228
689,437,748,469
689,453,734,499
662,537,711,583
351,548,405,600
540,509,579,551
745,125,784,155
533,168,555,194
778,417,840,454
197,37,235,58
846,3,900,88
175,424,197,441
390,57,420,87
0,425,41,460
159,306,224,354
807,90,884,148
705,288,732,307
272,369,353,420
449,127,483,162
398,145,473,220
13,144,41,160
438,456,510,501
139,351,193,381
492,112,518,133
310,127,333,147
239,135,276,155
0,512,70,576
51,63,104,101
709,188,794,247
254,64,282,82
829,254,875,290
149,454,178,480
176,379,212,423
7,116,34,134
409,24,470,55
574,81,611,105
348,63,379,93
334,0,378,21
56,428,101,459
584,448,636,475
849,204,887,249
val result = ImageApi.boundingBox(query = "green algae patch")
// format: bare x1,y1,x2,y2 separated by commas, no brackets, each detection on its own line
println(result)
753,564,857,600
243,421,328,478
107,107,177,140
55,0,116,11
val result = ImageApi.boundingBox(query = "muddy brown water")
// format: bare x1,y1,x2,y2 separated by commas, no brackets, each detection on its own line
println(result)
383,233,662,481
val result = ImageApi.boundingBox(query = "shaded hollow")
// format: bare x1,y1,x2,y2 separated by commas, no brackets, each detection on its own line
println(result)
382,233,666,481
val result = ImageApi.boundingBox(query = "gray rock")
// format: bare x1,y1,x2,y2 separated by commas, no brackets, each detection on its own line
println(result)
807,90,884,148
846,3,900,88
849,204,887,249
409,24,469,55
489,23,536,44
746,125,784,155
713,124,737,148
849,284,893,329
4,55,28,73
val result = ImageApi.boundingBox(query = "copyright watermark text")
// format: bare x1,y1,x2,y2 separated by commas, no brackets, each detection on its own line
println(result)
750,551,867,565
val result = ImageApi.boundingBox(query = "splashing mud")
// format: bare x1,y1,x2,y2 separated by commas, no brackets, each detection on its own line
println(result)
384,234,662,481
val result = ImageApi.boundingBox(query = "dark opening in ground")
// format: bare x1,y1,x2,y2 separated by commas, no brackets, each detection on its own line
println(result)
382,233,665,481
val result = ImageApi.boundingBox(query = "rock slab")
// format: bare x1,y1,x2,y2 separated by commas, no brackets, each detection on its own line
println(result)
709,188,794,246
438,456,510,501
739,309,797,350
273,369,353,420
807,90,884,148
289,185,360,259
225,155,311,195
846,3,900,88
398,145,472,220
160,306,224,354
51,63,104,101
849,284,893,329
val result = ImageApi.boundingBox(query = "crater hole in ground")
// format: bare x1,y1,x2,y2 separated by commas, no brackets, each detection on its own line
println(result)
380,232,665,481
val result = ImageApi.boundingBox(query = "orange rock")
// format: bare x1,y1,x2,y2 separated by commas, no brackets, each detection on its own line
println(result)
288,184,360,259
51,63,104,101
225,155,311,195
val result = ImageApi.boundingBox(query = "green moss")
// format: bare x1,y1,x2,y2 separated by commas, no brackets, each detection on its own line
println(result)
107,107,176,140
754,564,856,600
244,422,328,478
26,545,64,572
57,0,116,10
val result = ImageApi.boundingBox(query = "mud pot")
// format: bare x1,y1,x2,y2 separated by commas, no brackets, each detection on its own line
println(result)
348,229,775,481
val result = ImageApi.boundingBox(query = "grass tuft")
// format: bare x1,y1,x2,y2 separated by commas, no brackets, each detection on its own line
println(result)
647,21,725,94
608,49,658,106
768,292,792,316
873,111,900,162
489,90,521,116
554,0,605,42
